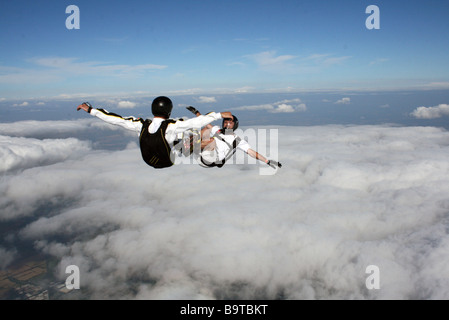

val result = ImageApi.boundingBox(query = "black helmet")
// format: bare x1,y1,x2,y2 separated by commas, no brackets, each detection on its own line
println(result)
222,115,239,132
151,96,173,118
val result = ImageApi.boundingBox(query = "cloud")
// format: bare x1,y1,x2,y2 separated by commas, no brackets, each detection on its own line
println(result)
117,101,137,109
0,135,91,174
0,247,17,269
410,104,449,119
2,121,449,299
12,102,29,107
273,104,296,113
0,57,167,85
369,58,389,66
195,96,217,103
232,98,307,113
244,51,297,71
30,57,167,75
303,53,352,67
336,97,351,105
418,82,449,90
246,51,297,66
0,119,119,138
233,86,254,93
241,51,351,75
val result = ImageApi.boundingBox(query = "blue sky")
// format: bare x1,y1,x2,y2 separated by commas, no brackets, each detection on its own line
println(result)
1,0,448,100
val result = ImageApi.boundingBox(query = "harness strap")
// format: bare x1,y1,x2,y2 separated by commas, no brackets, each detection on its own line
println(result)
200,132,241,168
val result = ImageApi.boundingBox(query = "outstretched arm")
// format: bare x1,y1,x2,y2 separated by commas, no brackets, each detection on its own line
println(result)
247,148,269,164
247,148,282,169
76,102,143,134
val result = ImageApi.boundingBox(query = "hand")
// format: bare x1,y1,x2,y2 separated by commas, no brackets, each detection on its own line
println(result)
221,111,233,119
186,106,199,115
267,160,282,169
77,102,92,113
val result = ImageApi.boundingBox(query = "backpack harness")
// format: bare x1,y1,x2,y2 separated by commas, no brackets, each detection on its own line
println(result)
139,119,177,169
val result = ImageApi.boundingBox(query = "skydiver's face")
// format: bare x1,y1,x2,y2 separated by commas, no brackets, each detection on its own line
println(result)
223,118,235,129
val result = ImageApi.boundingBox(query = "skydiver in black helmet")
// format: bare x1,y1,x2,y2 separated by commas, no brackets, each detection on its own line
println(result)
77,96,232,169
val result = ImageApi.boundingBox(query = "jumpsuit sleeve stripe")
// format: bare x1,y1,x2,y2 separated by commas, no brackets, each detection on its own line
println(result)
91,108,144,133
96,108,143,122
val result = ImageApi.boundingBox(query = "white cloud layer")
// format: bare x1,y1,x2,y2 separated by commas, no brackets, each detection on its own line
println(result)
1,121,449,299
0,135,91,173
0,119,123,137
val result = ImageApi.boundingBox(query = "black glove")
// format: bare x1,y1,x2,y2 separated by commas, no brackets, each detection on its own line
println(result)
186,106,199,115
267,160,282,169
77,102,92,113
